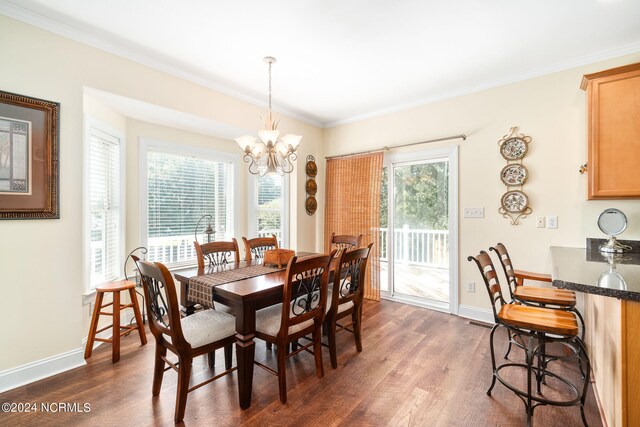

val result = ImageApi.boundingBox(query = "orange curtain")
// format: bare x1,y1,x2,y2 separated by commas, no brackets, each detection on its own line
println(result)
325,152,383,301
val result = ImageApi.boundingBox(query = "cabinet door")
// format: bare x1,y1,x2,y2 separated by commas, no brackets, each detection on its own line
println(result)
584,64,640,199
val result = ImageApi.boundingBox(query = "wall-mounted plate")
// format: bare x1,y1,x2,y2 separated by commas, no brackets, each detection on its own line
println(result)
500,164,528,186
501,190,529,213
500,137,528,160
305,195,317,215
305,178,317,195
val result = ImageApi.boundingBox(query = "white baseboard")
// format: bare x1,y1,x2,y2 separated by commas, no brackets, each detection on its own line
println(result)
458,304,494,324
0,348,86,394
0,311,141,394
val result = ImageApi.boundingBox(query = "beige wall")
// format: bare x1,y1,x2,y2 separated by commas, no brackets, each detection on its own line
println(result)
323,53,640,311
0,14,323,371
2,10,639,388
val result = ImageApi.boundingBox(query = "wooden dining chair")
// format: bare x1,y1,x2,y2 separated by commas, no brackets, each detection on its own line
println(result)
330,232,363,250
326,243,372,368
468,251,590,427
194,238,240,269
242,234,278,262
253,252,334,403
132,256,237,423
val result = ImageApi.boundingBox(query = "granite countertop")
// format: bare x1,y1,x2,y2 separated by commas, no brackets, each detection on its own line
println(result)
550,246,640,301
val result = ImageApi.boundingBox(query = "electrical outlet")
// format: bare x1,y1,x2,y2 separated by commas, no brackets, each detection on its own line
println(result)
466,281,475,293
463,208,484,218
536,217,545,228
547,216,558,229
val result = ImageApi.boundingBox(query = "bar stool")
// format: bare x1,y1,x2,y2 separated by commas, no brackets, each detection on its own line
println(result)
468,251,591,427
489,243,586,361
84,280,147,362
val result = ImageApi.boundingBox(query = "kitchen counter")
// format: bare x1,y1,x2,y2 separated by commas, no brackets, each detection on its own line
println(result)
550,245,640,427
550,246,640,301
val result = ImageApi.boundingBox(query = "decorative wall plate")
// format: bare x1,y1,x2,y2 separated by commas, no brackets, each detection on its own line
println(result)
305,178,317,195
500,164,528,186
499,137,529,160
501,190,529,213
305,160,318,177
305,196,317,215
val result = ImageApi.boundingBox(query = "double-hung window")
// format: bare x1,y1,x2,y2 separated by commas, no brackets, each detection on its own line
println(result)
85,119,124,290
249,174,288,247
141,139,237,268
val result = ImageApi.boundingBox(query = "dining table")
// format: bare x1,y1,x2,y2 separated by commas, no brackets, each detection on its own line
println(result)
173,252,318,409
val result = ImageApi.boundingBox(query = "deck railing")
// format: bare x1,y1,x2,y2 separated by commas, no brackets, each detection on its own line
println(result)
379,226,449,268
146,229,284,266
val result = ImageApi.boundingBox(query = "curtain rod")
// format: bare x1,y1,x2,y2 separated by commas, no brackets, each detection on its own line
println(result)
325,134,467,160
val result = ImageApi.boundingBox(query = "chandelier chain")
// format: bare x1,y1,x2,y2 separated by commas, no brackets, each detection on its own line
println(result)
268,60,272,121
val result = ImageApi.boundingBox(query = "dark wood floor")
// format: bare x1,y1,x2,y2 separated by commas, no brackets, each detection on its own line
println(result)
1,300,602,426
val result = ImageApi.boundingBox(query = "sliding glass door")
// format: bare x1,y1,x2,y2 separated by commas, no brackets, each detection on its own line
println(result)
381,147,458,313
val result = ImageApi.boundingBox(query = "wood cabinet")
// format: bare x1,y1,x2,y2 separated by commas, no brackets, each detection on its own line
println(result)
584,295,640,427
581,63,640,199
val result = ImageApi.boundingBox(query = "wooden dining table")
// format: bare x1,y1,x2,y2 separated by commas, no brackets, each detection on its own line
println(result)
173,252,318,409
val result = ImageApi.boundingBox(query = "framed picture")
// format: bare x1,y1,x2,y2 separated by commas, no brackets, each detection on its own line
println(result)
0,90,59,219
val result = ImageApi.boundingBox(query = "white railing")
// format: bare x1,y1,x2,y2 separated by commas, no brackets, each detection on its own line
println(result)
379,226,449,268
146,230,283,265
147,234,198,265
257,229,283,245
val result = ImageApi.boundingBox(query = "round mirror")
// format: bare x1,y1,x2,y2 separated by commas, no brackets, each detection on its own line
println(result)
597,208,631,253
597,208,627,236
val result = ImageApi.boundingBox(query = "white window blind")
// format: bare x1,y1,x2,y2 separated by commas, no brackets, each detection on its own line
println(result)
253,174,286,246
89,129,121,289
146,150,233,267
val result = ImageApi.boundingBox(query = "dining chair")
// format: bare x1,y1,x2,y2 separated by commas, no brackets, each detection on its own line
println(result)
253,252,335,403
468,251,590,427
193,239,239,367
330,232,363,250
325,243,372,368
489,242,585,358
132,256,237,423
194,238,240,269
242,234,278,262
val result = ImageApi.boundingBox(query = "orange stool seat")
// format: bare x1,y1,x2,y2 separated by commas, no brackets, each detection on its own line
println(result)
84,280,147,362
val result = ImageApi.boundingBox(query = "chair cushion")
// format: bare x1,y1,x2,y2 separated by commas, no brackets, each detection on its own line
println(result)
255,304,315,338
326,290,354,315
166,309,236,349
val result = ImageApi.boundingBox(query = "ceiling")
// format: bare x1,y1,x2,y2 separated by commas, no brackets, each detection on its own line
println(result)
2,0,640,127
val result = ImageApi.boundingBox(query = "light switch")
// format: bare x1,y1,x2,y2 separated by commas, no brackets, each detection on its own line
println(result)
463,208,484,218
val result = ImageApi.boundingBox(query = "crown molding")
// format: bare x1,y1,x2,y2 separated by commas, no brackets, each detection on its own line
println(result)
0,0,324,128
324,39,640,128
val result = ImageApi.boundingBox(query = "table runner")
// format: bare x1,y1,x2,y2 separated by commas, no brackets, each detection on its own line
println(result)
188,264,284,308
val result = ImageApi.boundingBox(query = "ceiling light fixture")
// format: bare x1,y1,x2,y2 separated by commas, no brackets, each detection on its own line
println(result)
235,56,301,176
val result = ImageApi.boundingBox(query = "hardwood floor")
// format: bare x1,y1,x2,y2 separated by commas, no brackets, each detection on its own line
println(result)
0,300,602,426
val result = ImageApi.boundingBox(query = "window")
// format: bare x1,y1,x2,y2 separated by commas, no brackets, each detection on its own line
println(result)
141,139,237,268
85,120,124,290
250,174,288,247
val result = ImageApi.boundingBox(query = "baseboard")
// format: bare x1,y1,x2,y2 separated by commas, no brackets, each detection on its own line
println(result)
0,311,142,394
457,304,494,324
0,348,85,394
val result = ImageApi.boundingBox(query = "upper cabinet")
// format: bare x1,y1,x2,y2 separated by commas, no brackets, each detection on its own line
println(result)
581,62,640,199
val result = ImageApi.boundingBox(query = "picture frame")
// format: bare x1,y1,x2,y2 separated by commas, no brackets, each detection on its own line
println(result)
0,90,59,219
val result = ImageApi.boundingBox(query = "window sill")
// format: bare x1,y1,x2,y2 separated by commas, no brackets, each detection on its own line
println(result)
82,290,97,306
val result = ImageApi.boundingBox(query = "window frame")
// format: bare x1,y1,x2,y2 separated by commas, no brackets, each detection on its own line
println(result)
83,115,126,294
248,173,289,248
139,137,240,268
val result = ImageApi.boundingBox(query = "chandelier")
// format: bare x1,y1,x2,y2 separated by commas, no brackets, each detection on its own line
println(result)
235,57,301,176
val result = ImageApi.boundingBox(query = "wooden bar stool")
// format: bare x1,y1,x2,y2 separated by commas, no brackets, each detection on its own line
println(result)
84,280,147,362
